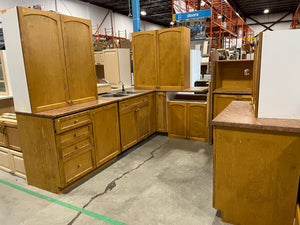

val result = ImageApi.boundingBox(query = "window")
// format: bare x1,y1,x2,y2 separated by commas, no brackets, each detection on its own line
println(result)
0,51,9,95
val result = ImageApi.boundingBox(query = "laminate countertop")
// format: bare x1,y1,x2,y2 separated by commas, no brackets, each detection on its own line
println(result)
212,101,300,134
16,87,208,119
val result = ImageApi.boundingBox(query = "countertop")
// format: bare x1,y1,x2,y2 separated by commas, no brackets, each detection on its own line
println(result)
15,87,209,119
212,101,300,134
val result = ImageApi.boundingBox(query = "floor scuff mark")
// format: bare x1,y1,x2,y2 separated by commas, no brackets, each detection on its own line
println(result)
67,140,168,225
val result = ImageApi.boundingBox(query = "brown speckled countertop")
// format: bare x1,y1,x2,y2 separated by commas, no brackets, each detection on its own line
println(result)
212,101,300,134
16,87,208,119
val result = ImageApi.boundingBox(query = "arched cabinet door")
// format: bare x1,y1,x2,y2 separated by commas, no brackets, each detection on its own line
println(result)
18,7,69,112
60,15,97,105
132,30,157,89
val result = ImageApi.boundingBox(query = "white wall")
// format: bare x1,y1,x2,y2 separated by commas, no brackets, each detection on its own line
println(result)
0,0,165,39
246,12,293,36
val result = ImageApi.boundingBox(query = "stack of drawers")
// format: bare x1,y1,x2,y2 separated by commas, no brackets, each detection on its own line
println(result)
54,111,95,187
0,114,25,178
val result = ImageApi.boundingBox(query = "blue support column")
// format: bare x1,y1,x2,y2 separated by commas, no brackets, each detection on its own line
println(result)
132,0,140,32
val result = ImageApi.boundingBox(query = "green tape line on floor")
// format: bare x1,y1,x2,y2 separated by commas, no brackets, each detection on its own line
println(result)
0,179,126,225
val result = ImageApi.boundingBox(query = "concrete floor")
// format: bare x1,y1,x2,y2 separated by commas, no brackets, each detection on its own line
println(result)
0,135,230,225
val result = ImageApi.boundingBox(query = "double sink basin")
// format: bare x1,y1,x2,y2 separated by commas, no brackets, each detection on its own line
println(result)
100,91,141,98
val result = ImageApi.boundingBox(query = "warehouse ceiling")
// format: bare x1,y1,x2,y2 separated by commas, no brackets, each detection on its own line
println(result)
80,0,300,26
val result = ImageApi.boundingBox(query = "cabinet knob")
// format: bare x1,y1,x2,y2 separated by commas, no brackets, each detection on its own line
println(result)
77,164,82,168
75,145,79,150
67,100,72,104
74,133,78,137
74,119,79,124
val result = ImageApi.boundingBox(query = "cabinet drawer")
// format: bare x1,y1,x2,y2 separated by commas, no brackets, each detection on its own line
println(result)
59,148,95,187
119,95,149,112
55,111,91,134
56,125,93,148
59,137,93,159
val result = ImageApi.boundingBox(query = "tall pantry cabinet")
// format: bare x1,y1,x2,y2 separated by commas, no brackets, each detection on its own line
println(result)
132,27,190,90
2,7,97,113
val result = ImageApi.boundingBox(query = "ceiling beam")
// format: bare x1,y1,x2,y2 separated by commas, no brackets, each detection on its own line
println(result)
247,16,273,31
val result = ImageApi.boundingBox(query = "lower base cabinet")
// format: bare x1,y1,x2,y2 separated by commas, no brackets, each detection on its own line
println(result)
92,103,120,167
213,94,252,118
0,146,25,179
119,94,153,151
168,101,207,142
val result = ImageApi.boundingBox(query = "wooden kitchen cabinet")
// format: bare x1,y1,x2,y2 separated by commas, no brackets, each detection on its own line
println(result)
132,30,157,89
103,49,131,88
119,94,151,151
187,103,207,142
92,103,120,167
168,101,207,141
60,15,97,105
149,93,156,134
3,7,97,113
132,27,190,90
157,27,190,89
0,146,25,178
0,115,21,151
168,102,186,139
213,94,252,118
156,92,167,132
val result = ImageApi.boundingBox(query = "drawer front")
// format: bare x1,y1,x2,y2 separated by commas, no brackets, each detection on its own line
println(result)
0,147,11,173
55,111,91,134
59,137,93,159
60,148,95,187
56,125,92,148
119,95,149,112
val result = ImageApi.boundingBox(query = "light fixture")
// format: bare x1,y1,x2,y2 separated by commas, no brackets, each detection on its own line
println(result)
236,12,239,16
170,21,175,25
218,15,222,19
201,1,205,7
141,10,146,16
264,9,269,14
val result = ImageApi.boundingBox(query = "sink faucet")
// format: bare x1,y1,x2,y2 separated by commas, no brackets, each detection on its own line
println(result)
118,81,125,92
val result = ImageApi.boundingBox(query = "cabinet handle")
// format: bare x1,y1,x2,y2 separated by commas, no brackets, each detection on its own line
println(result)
0,125,5,134
75,145,79,150
74,119,79,124
77,164,82,168
125,104,129,107
74,133,78,137
136,108,140,112
67,100,72,104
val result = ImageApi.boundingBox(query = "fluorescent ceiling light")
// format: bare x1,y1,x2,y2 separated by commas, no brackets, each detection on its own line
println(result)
264,9,269,14
141,10,146,16
170,21,175,25
218,15,222,19
201,1,205,6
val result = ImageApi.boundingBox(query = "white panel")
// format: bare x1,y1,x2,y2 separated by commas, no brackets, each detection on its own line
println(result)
190,49,201,87
258,30,300,119
2,7,32,113
118,49,132,87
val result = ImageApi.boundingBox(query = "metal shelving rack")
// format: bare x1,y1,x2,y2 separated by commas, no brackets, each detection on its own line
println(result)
172,0,254,51
93,25,128,48
291,4,300,29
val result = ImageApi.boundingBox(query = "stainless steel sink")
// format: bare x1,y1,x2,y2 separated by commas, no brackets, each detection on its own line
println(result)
100,91,141,98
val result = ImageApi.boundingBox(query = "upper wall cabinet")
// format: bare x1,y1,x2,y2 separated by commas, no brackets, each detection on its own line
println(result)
60,15,97,105
157,27,190,89
132,27,190,90
2,7,97,113
132,30,157,89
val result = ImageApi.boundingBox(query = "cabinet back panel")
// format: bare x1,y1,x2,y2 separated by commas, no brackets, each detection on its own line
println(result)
18,8,69,112
61,15,97,104
103,50,120,86
132,31,157,88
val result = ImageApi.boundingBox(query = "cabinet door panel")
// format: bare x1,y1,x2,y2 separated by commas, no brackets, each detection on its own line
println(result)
168,102,186,139
93,103,121,167
120,109,138,151
61,15,97,105
213,94,252,118
137,104,150,141
187,103,207,142
18,7,69,112
156,92,167,132
103,50,120,87
132,31,157,89
149,93,156,134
